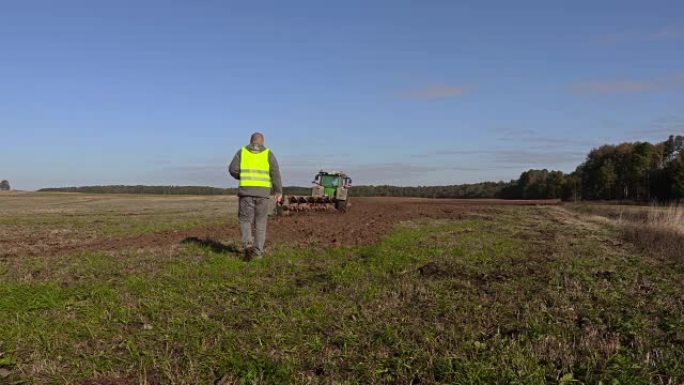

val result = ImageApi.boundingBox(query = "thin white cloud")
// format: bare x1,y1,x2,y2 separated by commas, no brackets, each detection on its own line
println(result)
154,165,229,186
631,126,684,136
571,80,659,94
399,85,469,100
651,26,684,40
493,128,538,138
495,128,599,147
570,72,684,94
494,150,586,166
596,25,684,44
410,147,585,169
630,116,684,137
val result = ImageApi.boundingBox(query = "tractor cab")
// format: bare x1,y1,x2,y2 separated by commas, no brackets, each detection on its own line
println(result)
311,171,352,211
312,170,351,198
313,170,352,199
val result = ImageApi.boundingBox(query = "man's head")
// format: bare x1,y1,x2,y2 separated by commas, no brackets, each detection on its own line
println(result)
250,132,264,146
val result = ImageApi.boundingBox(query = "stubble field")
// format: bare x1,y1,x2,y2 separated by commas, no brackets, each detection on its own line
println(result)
0,192,682,384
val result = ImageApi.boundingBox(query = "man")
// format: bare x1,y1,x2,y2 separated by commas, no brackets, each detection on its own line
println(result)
229,132,283,260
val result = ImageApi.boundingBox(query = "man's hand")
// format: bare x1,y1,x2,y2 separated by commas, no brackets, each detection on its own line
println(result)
274,193,283,203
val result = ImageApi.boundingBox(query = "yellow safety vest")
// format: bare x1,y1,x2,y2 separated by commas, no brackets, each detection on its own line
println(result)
239,147,272,188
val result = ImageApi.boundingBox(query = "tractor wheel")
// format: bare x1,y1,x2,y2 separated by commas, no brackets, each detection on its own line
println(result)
335,200,347,213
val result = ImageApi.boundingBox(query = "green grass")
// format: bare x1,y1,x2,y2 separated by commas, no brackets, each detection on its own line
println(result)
1,207,683,384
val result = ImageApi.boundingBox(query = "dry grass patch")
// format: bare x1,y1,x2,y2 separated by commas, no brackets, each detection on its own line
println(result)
622,205,684,262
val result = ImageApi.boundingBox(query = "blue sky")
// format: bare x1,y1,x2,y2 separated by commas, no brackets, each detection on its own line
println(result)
1,0,683,190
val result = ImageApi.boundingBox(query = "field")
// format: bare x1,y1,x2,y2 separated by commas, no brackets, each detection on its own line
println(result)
1,192,683,384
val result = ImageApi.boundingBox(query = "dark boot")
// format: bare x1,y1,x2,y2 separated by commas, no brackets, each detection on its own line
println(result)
243,247,255,261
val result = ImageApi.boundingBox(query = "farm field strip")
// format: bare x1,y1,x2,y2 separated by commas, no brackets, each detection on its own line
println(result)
0,193,682,384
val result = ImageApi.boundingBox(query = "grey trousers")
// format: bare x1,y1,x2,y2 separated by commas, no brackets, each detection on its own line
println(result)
238,196,270,255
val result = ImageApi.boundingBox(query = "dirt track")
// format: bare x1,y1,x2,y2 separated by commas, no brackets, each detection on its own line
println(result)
6,197,559,257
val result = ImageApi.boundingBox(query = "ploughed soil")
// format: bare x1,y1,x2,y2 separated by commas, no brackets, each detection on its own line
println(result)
5,198,559,257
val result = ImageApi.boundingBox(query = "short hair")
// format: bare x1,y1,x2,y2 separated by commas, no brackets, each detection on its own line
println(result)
250,132,264,145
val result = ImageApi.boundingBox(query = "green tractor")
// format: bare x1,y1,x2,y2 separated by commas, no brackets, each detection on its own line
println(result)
278,170,352,215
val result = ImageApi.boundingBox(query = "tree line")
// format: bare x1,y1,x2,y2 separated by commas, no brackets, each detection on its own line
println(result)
350,134,683,202
37,134,684,202
38,185,318,196
347,182,510,199
37,183,512,198
499,135,684,202
39,185,234,195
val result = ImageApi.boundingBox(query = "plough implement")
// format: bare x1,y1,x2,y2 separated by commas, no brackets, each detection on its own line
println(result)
277,170,352,215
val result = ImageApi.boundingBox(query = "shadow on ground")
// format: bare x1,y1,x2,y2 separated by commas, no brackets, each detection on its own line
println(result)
181,237,240,254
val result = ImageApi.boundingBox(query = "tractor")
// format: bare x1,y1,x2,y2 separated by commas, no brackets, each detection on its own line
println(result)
277,170,352,215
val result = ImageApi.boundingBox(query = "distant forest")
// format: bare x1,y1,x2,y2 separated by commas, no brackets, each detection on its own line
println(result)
39,134,684,202
37,182,517,199
39,185,229,195
498,134,684,202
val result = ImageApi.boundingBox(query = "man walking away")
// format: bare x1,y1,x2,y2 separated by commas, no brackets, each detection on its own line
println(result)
229,132,283,260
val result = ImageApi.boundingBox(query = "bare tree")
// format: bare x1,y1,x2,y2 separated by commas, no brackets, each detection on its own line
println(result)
0,180,10,191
